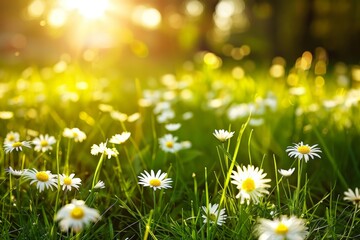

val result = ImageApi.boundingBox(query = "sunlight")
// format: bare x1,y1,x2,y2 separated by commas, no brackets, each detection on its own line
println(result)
61,0,110,20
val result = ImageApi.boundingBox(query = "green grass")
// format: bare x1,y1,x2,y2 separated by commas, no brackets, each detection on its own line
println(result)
1,55,360,239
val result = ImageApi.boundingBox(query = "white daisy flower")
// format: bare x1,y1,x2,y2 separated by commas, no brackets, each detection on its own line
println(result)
56,199,101,233
109,132,131,144
63,128,87,142
201,203,227,226
23,169,58,192
138,170,172,191
158,134,182,153
278,168,295,177
286,142,321,162
254,215,308,240
91,142,118,159
59,173,82,191
344,188,360,207
5,167,27,177
4,131,20,144
165,123,181,131
231,165,271,205
213,129,235,142
32,134,56,152
3,140,31,153
94,180,105,189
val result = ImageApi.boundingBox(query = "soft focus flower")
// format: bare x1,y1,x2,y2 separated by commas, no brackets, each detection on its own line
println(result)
165,123,181,131
138,170,172,191
213,129,235,142
231,165,271,205
201,203,227,226
5,167,27,177
94,180,105,189
59,173,82,191
56,199,101,232
32,134,56,152
23,169,58,192
286,142,322,162
63,128,87,142
278,168,295,177
3,140,31,153
4,131,20,144
158,134,182,153
91,142,118,159
344,188,360,207
109,132,131,144
254,215,308,240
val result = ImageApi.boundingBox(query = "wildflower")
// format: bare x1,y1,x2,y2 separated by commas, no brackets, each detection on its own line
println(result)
213,129,235,142
0,111,13,119
231,165,271,205
59,173,82,191
201,203,227,226
278,168,295,177
4,131,20,143
165,123,181,131
109,132,131,144
158,134,182,153
138,170,172,191
63,128,87,142
32,134,56,152
344,188,360,207
286,142,322,162
254,215,308,240
3,140,31,153
94,180,105,189
5,167,27,177
91,142,118,159
56,199,101,232
23,169,58,192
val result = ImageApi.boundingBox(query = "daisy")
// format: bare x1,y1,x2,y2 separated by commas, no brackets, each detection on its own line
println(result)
63,128,87,142
344,188,360,207
109,132,131,144
254,215,308,240
201,203,227,226
278,168,295,177
59,173,82,191
93,180,105,189
213,129,235,142
165,123,181,131
286,142,321,162
231,165,271,204
4,131,20,144
32,134,56,152
158,134,182,153
5,167,27,177
138,170,172,191
56,199,101,233
23,169,58,192
91,142,118,159
3,140,31,153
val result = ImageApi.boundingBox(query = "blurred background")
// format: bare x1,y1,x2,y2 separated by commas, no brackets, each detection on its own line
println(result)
0,0,359,72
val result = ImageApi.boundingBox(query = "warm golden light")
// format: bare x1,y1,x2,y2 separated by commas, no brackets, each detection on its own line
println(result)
28,0,45,18
48,8,67,27
133,6,162,29
61,0,110,20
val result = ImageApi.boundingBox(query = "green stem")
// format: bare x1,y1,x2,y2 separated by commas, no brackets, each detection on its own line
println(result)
92,153,105,189
346,205,358,240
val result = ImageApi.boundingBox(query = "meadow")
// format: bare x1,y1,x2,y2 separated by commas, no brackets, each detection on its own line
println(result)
1,51,360,239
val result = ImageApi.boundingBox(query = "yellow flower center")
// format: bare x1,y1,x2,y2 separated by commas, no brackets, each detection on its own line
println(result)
64,177,72,185
8,135,15,141
149,178,161,187
209,213,217,222
242,178,255,192
297,145,310,154
40,140,48,147
36,171,49,182
275,222,289,235
12,142,22,147
165,141,174,148
70,207,84,219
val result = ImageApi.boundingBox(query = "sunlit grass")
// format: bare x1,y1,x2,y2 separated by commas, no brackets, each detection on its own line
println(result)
1,53,360,239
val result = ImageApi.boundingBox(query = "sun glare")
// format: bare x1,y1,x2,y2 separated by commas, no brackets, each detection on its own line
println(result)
132,6,162,29
61,0,110,20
